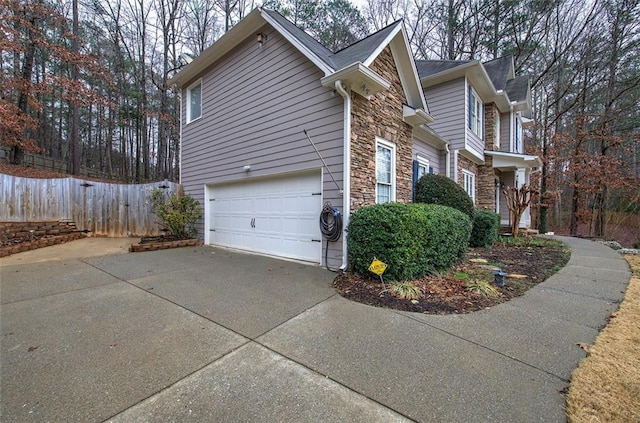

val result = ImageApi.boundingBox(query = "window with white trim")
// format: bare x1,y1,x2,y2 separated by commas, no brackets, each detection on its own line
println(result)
376,139,396,204
513,112,522,153
462,170,476,203
416,155,429,179
468,86,483,137
186,80,202,123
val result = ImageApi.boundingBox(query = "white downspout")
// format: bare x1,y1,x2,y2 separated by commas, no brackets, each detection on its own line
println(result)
335,81,351,270
453,149,459,183
444,143,451,178
178,90,183,184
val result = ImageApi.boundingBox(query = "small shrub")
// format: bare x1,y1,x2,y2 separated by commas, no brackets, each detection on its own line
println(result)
633,241,640,249
150,189,202,238
470,210,500,248
415,174,474,219
347,203,472,281
384,282,423,300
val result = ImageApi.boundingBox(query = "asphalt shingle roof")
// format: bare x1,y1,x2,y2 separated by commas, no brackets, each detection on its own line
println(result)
414,60,470,79
330,21,401,69
505,75,529,103
261,9,334,69
483,56,512,91
263,9,402,71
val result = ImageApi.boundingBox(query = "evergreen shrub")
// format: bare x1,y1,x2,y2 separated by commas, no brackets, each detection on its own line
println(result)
347,203,472,281
415,174,474,219
470,210,500,248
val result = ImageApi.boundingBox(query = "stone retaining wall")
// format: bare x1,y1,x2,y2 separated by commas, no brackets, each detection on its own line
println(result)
0,221,86,257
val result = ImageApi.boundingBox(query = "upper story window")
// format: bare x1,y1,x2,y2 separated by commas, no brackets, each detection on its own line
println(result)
376,138,396,204
186,80,202,123
468,86,483,137
462,170,476,204
513,112,522,153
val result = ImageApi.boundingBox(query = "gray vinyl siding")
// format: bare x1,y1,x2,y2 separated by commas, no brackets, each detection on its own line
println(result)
466,129,484,158
180,25,345,268
422,78,466,152
412,139,441,174
499,112,511,153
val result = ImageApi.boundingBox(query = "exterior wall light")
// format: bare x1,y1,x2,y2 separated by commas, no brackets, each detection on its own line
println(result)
243,165,251,172
256,33,267,47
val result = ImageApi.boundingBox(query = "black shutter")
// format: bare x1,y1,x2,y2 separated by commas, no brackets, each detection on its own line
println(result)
412,160,419,202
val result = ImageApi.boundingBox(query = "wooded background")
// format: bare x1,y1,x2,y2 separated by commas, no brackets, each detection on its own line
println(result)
1,0,638,238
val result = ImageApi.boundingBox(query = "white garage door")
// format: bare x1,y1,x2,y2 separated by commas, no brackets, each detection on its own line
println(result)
206,171,323,263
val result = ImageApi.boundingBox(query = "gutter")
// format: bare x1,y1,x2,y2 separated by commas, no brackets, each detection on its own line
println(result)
334,80,351,270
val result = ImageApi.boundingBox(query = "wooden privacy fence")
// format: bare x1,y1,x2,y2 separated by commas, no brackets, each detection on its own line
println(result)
0,174,180,237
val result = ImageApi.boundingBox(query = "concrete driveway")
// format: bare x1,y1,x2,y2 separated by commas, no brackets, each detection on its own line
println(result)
0,237,632,422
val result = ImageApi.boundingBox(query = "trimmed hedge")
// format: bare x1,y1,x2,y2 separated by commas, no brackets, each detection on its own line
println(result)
470,210,500,248
347,203,472,281
415,174,474,219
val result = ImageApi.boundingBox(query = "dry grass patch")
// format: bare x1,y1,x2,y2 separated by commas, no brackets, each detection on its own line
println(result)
565,255,640,423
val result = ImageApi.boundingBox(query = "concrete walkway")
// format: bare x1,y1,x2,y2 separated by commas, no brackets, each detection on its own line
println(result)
0,236,631,422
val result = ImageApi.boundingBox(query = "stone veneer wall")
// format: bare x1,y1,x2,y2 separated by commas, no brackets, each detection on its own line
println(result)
484,103,497,151
476,102,499,210
477,156,500,211
350,47,414,211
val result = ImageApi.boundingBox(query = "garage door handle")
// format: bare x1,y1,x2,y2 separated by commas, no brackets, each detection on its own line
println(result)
250,218,255,228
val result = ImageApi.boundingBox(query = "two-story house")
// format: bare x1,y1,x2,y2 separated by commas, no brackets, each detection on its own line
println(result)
169,8,539,269
416,56,540,227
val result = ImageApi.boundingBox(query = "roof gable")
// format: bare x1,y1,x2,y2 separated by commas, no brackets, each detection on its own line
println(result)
169,8,429,114
331,20,401,69
483,56,514,91
418,55,531,113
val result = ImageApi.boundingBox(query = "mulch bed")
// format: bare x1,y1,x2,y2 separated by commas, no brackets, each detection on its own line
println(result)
333,240,571,315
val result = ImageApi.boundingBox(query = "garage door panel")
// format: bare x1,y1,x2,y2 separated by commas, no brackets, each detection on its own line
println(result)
207,172,322,263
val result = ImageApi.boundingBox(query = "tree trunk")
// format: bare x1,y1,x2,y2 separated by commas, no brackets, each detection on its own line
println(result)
12,9,38,165
569,187,579,236
71,0,80,175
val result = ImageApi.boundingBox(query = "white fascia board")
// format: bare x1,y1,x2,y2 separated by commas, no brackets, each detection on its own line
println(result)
423,61,498,103
467,64,498,101
403,104,434,126
521,116,535,127
421,61,479,87
169,10,264,87
413,125,448,149
362,22,403,67
494,91,511,112
321,62,390,99
389,27,429,111
486,150,541,168
260,10,334,76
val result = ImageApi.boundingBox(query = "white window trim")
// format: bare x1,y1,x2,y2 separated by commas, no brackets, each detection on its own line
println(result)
376,138,396,204
416,155,429,178
186,79,202,124
462,169,476,204
468,87,483,137
513,112,522,153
